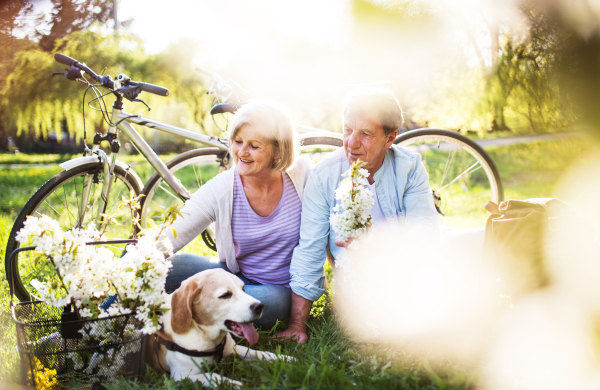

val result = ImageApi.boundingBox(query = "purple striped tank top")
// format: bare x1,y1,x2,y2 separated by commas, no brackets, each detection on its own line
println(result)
231,169,302,287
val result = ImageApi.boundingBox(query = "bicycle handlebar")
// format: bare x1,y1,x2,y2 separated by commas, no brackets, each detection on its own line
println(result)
54,53,169,97
196,66,250,104
137,82,169,97
54,53,77,66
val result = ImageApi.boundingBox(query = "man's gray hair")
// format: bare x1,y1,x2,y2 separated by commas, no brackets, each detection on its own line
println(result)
342,87,404,136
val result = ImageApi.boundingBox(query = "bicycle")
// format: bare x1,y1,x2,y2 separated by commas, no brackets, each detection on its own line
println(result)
5,53,503,302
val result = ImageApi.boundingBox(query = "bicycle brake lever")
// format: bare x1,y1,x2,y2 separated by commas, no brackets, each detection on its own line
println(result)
51,72,68,78
133,98,151,111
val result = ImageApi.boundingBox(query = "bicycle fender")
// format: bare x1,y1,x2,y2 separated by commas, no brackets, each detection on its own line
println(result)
298,131,342,142
59,156,144,191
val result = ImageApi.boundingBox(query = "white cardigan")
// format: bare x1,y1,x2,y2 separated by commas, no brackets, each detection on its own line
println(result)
165,156,314,273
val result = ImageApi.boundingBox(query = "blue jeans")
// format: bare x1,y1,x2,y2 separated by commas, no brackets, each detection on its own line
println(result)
165,253,291,330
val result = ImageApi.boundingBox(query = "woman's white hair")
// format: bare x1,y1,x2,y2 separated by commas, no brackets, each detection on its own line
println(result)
229,99,297,172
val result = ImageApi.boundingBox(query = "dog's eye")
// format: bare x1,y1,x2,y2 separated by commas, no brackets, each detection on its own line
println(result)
242,286,245,292
219,291,232,299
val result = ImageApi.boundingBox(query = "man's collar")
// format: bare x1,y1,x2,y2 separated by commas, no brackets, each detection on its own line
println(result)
372,148,392,184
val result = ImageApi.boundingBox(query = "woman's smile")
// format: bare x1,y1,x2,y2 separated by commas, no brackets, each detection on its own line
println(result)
231,123,279,177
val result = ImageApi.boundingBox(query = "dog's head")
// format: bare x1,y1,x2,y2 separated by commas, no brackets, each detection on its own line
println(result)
170,269,263,344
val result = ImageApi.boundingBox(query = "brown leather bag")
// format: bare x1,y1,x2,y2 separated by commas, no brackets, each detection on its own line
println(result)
484,198,573,298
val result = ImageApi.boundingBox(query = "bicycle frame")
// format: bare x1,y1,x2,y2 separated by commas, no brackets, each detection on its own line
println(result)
81,100,340,229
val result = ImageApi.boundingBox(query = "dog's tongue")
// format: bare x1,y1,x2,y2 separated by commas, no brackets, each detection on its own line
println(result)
240,322,259,345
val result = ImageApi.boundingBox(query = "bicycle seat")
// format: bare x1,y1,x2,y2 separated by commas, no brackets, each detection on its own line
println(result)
210,102,243,115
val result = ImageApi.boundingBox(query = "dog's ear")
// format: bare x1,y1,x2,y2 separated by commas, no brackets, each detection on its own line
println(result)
170,278,202,334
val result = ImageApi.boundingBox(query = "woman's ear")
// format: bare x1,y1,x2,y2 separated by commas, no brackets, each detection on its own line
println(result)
170,278,202,334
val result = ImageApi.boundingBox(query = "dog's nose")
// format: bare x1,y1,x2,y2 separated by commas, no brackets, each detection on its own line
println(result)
250,302,264,315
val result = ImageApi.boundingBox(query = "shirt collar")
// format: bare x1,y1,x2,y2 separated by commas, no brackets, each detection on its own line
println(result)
372,148,391,185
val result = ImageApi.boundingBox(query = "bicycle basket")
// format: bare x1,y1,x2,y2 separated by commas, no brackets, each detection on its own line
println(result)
9,244,147,389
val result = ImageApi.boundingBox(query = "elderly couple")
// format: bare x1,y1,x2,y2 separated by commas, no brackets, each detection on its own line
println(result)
164,88,439,342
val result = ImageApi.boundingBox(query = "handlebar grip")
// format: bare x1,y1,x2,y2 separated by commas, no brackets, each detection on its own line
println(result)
139,82,169,97
54,53,77,66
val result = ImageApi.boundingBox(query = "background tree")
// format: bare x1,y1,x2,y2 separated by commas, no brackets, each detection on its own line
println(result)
0,28,213,146
37,0,114,52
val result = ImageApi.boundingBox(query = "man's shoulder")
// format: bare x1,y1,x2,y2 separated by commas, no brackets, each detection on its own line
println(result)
389,144,420,163
312,148,346,176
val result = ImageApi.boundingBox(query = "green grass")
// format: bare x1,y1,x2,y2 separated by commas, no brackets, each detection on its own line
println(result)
0,138,593,389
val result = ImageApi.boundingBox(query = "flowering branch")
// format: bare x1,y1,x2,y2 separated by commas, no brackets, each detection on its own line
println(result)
330,159,374,249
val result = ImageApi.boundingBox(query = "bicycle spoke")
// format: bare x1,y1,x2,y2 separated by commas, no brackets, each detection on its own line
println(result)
192,163,201,189
49,185,76,225
61,182,73,226
104,173,129,216
75,175,83,224
42,198,69,222
438,161,482,192
157,182,183,202
466,189,492,200
439,149,456,189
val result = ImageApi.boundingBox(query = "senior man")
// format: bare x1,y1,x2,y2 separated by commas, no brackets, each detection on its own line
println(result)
275,88,439,343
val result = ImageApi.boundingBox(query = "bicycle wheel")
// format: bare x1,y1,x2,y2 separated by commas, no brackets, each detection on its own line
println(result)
395,128,503,228
139,148,229,253
5,162,142,302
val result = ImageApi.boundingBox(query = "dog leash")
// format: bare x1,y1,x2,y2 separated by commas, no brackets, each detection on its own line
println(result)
153,334,227,371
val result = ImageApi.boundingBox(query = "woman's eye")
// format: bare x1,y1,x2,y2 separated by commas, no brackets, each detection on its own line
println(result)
250,145,259,149
219,291,233,299
234,140,242,144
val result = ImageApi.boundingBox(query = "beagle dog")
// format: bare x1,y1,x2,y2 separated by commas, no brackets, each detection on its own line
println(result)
146,268,290,388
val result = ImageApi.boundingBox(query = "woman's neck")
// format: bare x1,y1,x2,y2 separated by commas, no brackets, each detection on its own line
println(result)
238,169,282,194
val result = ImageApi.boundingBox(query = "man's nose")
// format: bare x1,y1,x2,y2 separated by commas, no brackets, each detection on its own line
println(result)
347,131,360,149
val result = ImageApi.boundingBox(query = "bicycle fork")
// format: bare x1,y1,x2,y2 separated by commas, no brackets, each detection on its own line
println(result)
77,148,115,230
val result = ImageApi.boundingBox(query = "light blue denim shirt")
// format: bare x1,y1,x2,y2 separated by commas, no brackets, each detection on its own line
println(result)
289,145,439,302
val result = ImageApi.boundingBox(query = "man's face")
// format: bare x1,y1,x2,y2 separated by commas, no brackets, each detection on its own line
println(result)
342,109,397,174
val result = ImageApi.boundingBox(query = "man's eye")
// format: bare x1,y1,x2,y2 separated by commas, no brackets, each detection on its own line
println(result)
219,291,232,299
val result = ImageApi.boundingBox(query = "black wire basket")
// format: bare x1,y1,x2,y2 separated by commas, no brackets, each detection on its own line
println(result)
8,242,147,389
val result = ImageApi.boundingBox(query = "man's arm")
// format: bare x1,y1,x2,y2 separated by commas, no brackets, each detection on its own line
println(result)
275,167,333,342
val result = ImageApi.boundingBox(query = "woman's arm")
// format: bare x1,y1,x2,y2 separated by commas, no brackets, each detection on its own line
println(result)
164,172,229,253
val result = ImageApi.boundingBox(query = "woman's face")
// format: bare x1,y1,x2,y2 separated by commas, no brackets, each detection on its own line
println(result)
231,123,279,178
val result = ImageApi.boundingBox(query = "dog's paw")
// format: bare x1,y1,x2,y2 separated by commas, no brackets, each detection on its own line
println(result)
279,354,296,363
261,351,296,363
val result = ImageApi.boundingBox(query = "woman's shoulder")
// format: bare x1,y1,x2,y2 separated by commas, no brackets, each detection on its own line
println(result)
287,156,314,180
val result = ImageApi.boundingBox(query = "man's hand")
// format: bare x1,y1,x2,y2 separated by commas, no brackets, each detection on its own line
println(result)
273,292,312,343
273,324,308,343
334,237,354,248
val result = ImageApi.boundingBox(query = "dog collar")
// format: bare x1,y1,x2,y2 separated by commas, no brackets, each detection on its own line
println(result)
154,334,227,362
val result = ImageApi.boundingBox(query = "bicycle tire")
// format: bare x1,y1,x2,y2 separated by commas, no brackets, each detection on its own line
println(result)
395,128,503,227
5,162,142,302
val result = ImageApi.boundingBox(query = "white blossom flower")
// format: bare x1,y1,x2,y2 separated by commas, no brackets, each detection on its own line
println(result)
329,160,376,280
16,214,174,377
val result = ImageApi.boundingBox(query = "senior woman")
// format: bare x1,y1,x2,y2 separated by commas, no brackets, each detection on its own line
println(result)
163,99,313,329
